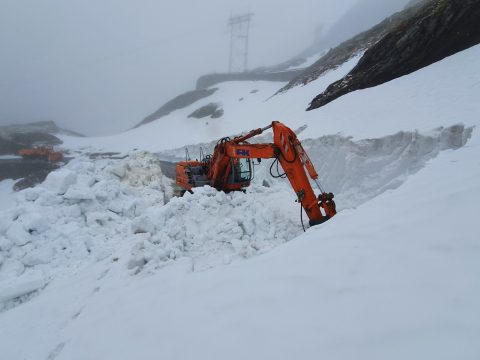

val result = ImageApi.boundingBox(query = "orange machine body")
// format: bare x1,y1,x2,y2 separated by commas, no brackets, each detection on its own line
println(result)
17,146,63,162
175,121,336,226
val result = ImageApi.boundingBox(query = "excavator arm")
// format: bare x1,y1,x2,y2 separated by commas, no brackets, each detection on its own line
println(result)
207,121,336,225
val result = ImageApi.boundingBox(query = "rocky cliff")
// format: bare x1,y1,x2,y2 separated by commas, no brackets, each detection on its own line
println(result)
308,0,480,110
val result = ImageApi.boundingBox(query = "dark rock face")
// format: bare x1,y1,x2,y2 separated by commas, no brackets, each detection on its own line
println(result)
188,103,223,119
308,0,480,110
279,4,423,93
211,108,224,119
136,88,218,127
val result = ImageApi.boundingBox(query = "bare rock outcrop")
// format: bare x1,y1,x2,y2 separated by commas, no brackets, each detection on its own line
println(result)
308,0,480,110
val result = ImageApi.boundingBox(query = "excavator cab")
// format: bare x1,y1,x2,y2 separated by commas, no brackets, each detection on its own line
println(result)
228,158,252,184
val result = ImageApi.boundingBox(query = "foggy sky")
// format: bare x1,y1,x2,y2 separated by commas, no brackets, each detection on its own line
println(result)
0,0,408,136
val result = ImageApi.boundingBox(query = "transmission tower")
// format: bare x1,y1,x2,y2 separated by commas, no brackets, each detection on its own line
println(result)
227,12,254,73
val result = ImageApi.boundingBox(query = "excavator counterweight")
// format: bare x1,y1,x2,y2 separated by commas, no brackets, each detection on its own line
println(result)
175,121,336,227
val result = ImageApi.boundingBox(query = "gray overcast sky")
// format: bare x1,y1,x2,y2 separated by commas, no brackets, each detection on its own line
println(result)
0,0,406,135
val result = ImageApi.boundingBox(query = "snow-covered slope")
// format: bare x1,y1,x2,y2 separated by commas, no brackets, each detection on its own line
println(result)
1,132,479,360
62,44,479,152
1,45,479,359
59,54,363,153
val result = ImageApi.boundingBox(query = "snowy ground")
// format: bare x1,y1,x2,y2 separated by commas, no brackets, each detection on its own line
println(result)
1,133,479,360
0,45,479,359
0,179,16,211
0,152,304,311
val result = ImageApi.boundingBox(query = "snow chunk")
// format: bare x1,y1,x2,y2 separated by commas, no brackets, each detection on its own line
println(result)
19,213,49,234
42,169,77,195
0,259,25,279
135,186,302,272
0,271,46,303
0,236,13,251
22,247,55,266
109,164,126,179
64,186,95,201
21,188,42,202
6,222,31,246
131,216,155,234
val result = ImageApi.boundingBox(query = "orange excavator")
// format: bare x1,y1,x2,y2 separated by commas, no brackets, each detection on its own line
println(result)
176,121,336,227
17,146,63,162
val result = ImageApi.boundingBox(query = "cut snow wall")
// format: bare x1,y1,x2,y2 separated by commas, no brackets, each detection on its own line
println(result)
256,124,472,209
159,124,473,210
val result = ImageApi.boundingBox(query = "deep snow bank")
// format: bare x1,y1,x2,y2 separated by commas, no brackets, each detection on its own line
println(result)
0,151,303,310
1,133,478,360
1,123,472,311
129,186,301,274
159,124,472,209
0,152,172,310
302,124,473,208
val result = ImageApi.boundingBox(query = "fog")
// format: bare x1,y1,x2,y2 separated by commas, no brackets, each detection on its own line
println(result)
0,0,409,136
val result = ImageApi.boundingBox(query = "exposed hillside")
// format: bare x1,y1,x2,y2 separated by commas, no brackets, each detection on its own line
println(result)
308,0,480,110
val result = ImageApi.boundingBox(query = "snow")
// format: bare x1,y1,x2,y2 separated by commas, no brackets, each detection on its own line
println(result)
0,179,16,211
0,140,479,359
132,186,302,272
41,169,78,195
0,153,171,304
0,152,304,311
1,45,480,359
0,271,46,304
